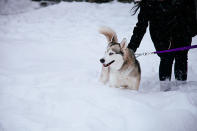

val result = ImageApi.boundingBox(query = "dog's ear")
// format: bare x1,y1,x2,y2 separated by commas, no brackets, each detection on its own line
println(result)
120,38,127,49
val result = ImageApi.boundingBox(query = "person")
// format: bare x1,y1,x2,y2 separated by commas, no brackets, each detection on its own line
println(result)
127,0,197,90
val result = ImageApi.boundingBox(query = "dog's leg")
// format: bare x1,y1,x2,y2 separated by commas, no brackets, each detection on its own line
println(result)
127,77,140,90
134,76,140,90
135,77,140,90
99,66,109,84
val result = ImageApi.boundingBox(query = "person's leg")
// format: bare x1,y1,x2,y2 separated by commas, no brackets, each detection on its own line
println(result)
151,37,175,81
159,55,174,81
174,51,188,81
172,36,192,83
151,37,175,91
159,54,174,91
157,46,175,91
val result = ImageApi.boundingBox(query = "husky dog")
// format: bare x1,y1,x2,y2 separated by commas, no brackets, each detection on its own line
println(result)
99,27,141,90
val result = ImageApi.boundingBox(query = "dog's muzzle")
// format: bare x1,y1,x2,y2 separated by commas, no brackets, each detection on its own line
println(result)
103,60,115,67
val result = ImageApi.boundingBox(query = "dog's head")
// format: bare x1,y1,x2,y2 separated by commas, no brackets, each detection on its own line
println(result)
100,38,127,70
99,27,136,70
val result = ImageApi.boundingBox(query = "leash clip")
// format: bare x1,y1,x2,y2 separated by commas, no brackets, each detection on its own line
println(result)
135,52,154,58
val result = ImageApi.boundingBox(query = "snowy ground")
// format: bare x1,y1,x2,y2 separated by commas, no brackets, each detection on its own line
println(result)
0,0,39,15
0,2,197,131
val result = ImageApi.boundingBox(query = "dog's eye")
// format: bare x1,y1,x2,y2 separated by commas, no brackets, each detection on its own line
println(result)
109,52,114,56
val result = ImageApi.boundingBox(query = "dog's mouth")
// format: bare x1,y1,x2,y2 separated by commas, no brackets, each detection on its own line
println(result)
103,60,115,67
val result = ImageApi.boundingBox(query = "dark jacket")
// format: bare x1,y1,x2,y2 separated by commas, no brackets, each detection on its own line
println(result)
128,0,196,52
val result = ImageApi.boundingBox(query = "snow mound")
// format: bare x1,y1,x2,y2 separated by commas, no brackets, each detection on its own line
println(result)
0,2,197,131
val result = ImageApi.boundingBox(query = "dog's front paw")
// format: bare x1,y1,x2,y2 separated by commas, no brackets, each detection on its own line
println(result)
99,77,108,85
99,66,109,85
109,84,119,88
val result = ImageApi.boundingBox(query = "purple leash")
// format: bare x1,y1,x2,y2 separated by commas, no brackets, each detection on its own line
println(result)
135,45,197,58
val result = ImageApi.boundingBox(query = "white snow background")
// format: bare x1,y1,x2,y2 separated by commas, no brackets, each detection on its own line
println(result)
0,1,197,131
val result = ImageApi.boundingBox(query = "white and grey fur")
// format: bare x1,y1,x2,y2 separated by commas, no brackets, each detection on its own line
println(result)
99,27,141,90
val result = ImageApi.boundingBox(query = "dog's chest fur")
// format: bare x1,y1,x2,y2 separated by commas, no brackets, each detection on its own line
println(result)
109,67,135,88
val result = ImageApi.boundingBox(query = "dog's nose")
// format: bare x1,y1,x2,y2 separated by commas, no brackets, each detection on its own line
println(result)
100,58,105,63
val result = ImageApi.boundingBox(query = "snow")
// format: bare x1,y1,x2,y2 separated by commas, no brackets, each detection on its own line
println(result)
0,0,39,15
0,2,197,131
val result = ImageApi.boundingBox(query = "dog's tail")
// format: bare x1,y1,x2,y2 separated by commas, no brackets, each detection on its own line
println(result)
99,26,118,43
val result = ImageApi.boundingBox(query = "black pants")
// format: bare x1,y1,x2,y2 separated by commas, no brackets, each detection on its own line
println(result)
152,35,192,81
159,51,189,81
